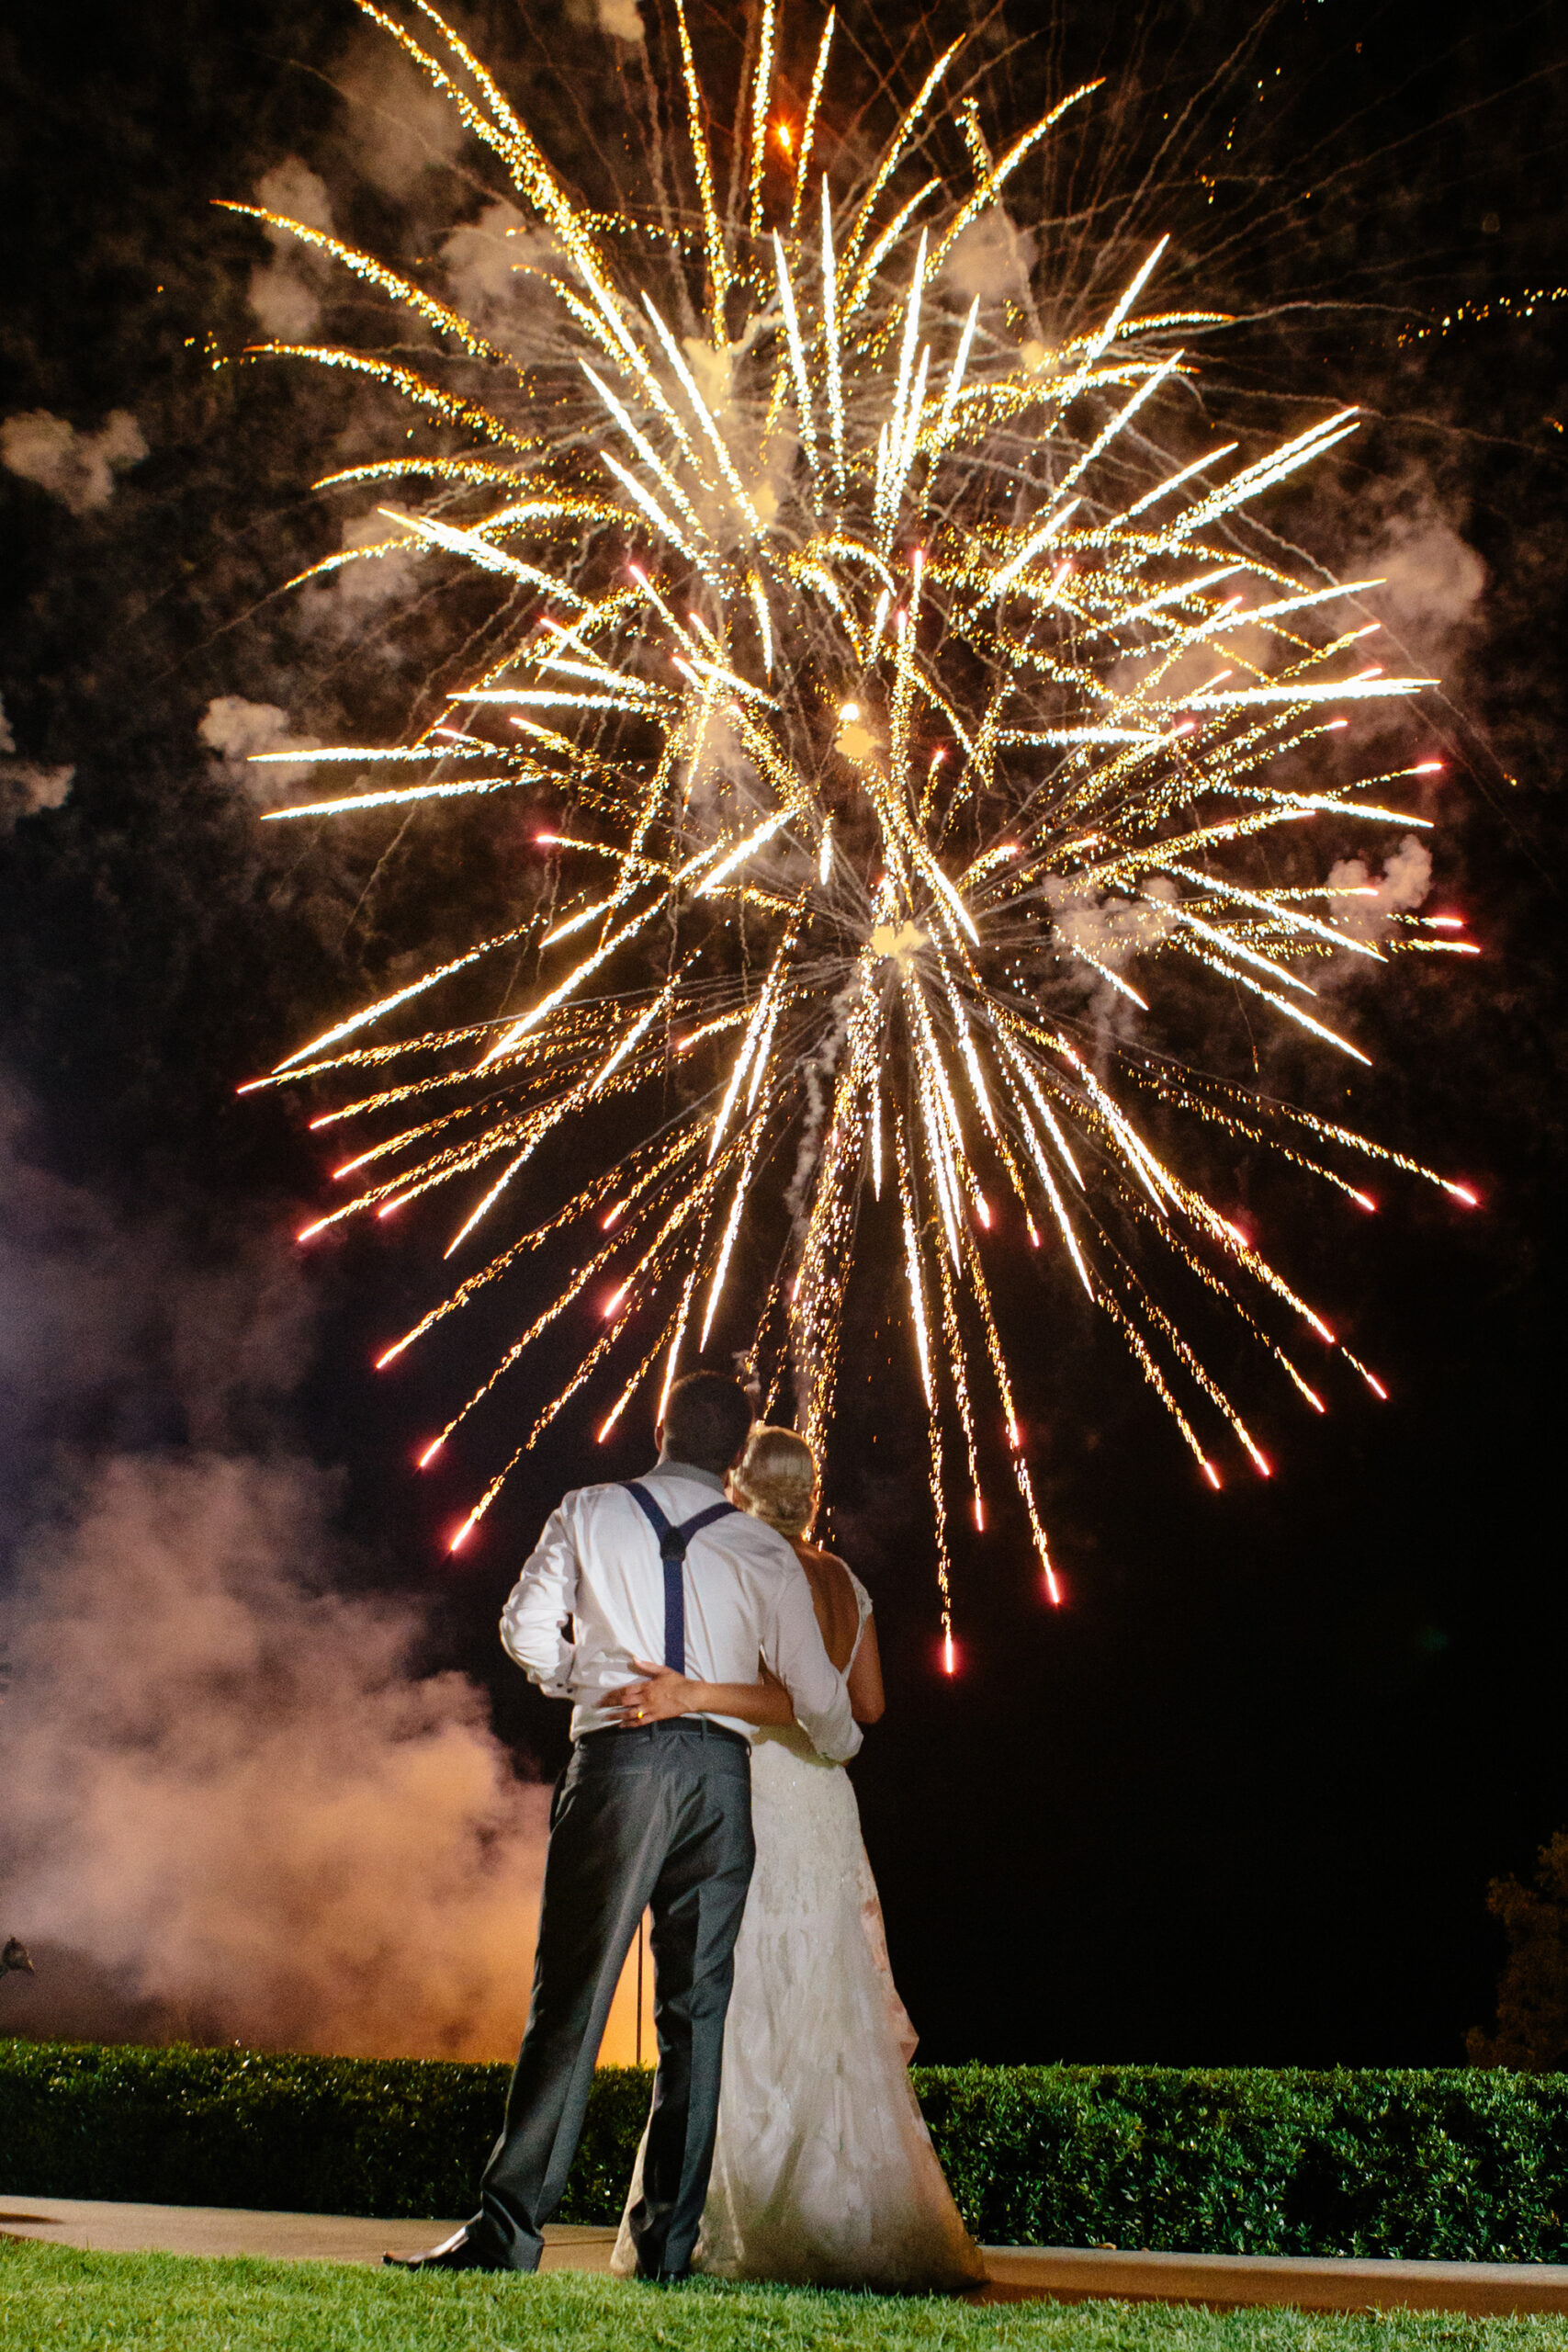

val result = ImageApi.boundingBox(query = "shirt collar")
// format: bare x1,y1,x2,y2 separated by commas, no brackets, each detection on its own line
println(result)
650,1451,730,1498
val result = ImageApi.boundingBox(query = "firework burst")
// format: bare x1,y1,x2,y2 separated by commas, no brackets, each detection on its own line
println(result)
239,1,1477,1647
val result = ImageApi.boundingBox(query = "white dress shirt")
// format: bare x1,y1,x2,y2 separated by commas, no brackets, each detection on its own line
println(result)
500,1457,862,1763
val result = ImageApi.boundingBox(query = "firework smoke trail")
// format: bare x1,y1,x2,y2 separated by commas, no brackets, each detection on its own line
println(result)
239,2,1477,1653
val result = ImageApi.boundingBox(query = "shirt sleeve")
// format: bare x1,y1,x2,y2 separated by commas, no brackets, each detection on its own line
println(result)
760,1558,862,1763
499,1503,579,1699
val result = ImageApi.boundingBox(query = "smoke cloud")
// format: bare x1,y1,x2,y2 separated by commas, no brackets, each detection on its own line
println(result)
333,505,422,608
0,695,73,832
337,38,468,199
942,209,1037,303
198,694,321,805
1345,469,1488,666
438,201,571,373
0,1088,550,2061
1,1454,547,2060
247,158,334,340
588,0,645,44
1325,832,1434,950
0,408,146,515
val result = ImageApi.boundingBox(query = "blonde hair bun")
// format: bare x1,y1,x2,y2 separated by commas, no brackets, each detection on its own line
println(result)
732,1424,818,1538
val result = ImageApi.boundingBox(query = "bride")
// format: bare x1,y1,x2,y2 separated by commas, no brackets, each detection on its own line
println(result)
607,1425,984,2293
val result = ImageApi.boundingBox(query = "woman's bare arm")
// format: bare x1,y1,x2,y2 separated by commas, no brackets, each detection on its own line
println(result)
606,1660,795,1726
846,1614,886,1724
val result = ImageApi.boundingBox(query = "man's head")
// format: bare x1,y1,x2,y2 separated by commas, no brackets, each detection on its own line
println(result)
657,1371,753,1476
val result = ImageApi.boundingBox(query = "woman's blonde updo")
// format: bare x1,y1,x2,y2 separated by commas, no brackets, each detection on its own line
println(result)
731,1424,818,1539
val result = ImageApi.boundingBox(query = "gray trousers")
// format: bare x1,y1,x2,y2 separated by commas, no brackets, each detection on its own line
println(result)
470,1717,754,2275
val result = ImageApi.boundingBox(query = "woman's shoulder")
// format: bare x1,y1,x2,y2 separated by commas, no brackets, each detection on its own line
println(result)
792,1537,850,1580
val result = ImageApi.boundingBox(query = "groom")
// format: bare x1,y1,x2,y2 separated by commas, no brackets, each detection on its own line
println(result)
389,1370,859,2279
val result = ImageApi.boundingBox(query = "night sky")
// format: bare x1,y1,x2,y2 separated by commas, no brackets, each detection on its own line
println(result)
1,0,1564,2069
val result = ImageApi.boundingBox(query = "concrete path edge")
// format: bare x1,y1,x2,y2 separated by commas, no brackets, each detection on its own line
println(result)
5,2197,1568,2315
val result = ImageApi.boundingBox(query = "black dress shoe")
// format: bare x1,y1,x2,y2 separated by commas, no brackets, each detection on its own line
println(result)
383,2229,501,2272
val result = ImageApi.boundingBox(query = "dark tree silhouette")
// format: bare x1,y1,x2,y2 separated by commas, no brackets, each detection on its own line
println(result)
1468,1832,1568,2071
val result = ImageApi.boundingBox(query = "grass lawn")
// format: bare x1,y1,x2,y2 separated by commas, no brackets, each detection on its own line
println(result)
1,2245,1562,2352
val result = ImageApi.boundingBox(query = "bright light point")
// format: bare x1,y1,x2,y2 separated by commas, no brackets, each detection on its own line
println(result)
1171,720,1196,737
1006,1419,1021,1451
839,701,860,722
1445,1182,1480,1206
602,1200,628,1230
1325,718,1349,730
974,1194,992,1229
235,1079,268,1096
973,1497,985,1532
1363,1370,1389,1400
1255,1453,1275,1473
775,119,794,153
417,1438,445,1468
603,1283,629,1319
308,1115,333,1130
433,726,464,740
296,1220,327,1243
1412,760,1444,775
1201,1460,1222,1490
535,831,558,845
1043,1566,1063,1606
448,1517,478,1555
942,1634,957,1677
377,1200,404,1220
1351,1190,1377,1213
1026,1216,1042,1248
1426,915,1465,930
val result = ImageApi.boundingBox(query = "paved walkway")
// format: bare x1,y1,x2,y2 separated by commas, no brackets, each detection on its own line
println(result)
4,2198,1568,2316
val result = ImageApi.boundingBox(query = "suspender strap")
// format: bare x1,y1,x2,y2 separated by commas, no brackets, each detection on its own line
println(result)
623,1483,738,1676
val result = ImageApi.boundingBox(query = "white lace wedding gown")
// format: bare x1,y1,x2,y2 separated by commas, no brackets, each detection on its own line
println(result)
612,1573,984,2293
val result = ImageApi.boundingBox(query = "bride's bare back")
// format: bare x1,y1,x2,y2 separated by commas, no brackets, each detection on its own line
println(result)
788,1538,885,1724
791,1539,862,1670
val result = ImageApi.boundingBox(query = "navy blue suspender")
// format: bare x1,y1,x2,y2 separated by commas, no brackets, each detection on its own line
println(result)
622,1483,738,1675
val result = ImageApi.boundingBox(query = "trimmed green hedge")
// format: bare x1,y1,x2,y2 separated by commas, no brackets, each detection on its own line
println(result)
0,2041,647,2230
4,2040,1567,2258
918,2064,1568,2261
